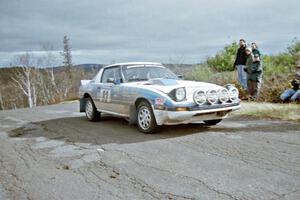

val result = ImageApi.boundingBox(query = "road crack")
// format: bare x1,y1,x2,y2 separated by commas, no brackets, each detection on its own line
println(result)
100,147,241,200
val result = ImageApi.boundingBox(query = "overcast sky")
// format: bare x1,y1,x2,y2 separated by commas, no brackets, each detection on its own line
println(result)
0,0,299,66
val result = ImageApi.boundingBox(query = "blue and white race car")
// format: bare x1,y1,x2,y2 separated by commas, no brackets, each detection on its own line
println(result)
79,62,240,133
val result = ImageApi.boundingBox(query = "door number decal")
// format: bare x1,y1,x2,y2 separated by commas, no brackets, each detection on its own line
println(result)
100,89,111,103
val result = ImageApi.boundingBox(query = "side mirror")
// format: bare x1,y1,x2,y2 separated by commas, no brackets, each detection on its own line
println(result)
177,75,183,79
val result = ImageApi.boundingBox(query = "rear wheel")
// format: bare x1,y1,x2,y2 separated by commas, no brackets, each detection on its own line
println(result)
85,97,100,121
137,101,159,133
203,119,222,126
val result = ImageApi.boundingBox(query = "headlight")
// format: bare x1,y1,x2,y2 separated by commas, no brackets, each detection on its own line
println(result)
218,89,229,103
194,90,206,105
206,90,218,104
169,87,186,102
228,87,239,102
175,87,186,101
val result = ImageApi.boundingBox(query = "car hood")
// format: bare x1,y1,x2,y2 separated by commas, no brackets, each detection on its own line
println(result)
124,79,225,94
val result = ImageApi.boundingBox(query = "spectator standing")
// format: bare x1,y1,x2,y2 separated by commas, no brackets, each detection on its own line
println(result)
251,42,261,59
233,39,248,90
245,47,254,71
244,47,253,95
244,54,263,99
280,64,300,102
251,42,263,94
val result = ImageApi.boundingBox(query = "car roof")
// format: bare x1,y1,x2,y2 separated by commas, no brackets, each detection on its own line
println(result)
105,62,163,68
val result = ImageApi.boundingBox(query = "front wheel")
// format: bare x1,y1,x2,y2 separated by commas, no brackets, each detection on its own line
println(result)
137,101,159,133
203,119,222,126
85,97,100,121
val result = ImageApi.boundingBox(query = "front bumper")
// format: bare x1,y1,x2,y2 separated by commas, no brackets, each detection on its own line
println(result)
153,104,241,125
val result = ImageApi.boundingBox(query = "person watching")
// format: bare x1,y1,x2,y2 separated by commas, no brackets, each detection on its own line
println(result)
280,64,300,102
233,39,248,90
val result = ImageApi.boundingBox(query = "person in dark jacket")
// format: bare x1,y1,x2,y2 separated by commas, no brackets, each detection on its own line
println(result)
251,42,263,94
251,42,261,59
280,64,300,102
244,53,262,99
245,47,253,69
233,39,247,90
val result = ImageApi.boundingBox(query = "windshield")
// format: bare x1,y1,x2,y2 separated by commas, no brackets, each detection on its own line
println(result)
122,65,178,82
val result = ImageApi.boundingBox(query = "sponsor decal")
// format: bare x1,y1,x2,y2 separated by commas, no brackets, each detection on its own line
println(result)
155,98,165,105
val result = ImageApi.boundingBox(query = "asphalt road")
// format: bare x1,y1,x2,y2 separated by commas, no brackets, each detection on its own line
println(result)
0,102,299,200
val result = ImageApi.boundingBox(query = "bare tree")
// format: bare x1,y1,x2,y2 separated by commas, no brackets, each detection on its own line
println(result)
40,42,59,87
11,53,37,108
38,42,62,103
0,91,4,110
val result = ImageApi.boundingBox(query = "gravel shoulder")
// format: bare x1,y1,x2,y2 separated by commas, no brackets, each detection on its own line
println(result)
0,102,299,200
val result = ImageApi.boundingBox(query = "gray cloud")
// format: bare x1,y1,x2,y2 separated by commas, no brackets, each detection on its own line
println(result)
0,0,299,66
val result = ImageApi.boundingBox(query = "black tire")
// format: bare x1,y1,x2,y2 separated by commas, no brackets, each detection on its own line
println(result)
136,101,159,133
85,97,100,121
203,119,222,126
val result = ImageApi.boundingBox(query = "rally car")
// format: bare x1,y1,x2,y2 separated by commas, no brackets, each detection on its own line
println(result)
79,62,240,133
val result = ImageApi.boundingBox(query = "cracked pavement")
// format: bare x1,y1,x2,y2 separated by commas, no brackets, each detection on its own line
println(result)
0,103,299,200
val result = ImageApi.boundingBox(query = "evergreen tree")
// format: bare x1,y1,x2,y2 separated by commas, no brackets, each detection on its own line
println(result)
62,35,73,78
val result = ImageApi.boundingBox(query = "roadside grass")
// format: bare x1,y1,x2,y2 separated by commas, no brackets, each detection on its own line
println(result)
232,102,300,122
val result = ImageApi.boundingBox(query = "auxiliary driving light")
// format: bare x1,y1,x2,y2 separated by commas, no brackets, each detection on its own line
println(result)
206,90,218,104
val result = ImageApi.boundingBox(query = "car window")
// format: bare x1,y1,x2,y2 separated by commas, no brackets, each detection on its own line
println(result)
122,66,178,82
101,66,121,83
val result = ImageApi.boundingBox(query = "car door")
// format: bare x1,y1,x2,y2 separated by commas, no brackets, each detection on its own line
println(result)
95,66,126,116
